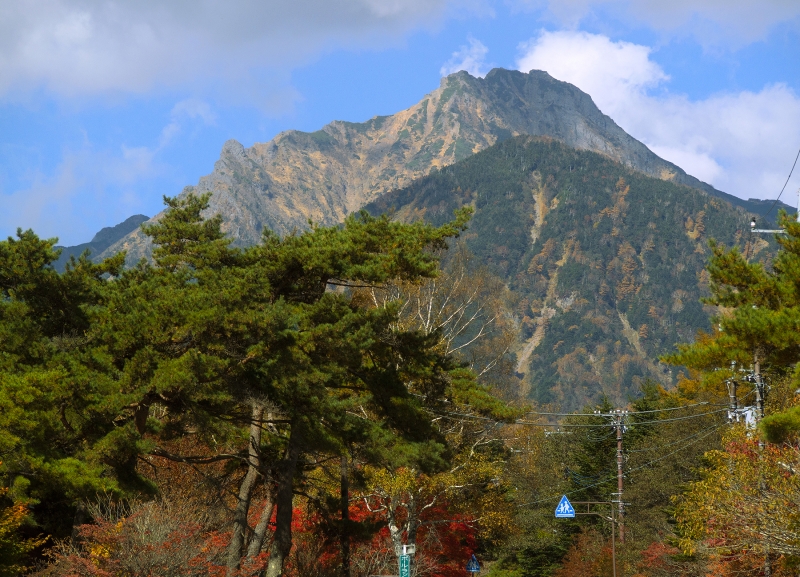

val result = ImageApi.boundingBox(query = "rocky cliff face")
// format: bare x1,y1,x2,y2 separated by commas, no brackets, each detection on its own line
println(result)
100,68,732,264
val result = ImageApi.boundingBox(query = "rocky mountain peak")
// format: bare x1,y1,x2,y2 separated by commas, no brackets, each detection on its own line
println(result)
98,68,756,265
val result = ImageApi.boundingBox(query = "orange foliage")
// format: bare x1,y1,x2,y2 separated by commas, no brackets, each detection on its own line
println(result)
552,529,614,577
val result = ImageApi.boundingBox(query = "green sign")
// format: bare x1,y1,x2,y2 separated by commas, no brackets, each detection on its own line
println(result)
400,554,411,577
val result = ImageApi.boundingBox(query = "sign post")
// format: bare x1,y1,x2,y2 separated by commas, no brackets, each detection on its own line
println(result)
556,499,618,577
399,554,410,577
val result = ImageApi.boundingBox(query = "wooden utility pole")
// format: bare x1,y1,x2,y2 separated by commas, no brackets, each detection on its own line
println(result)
614,410,625,544
753,357,771,577
754,359,765,422
593,408,627,544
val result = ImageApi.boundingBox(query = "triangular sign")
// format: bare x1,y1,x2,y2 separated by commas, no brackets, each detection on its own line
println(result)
466,554,481,572
555,495,576,518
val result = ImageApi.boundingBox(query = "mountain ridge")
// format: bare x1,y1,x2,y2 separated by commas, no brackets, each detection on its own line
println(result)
53,214,149,272
94,68,783,266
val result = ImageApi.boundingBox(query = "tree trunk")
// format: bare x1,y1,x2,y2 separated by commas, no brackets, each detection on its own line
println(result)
227,403,264,574
246,487,275,558
386,496,403,564
70,501,86,549
263,425,302,577
406,495,419,576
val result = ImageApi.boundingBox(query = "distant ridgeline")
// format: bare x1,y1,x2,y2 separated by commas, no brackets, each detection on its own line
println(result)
366,136,777,410
52,214,149,273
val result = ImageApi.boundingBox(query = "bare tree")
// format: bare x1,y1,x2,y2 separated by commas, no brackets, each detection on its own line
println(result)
363,244,518,383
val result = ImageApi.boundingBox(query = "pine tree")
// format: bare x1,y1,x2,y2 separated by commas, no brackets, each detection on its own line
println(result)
86,193,475,575
0,229,129,539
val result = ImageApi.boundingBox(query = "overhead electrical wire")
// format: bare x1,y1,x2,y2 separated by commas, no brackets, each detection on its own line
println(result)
516,421,726,508
622,401,721,414
426,406,728,428
515,407,728,427
520,401,713,419
625,422,723,453
763,144,800,221
626,407,729,425
623,423,725,476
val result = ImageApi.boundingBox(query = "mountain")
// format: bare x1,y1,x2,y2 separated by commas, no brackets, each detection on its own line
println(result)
97,68,786,266
52,214,149,272
365,136,777,410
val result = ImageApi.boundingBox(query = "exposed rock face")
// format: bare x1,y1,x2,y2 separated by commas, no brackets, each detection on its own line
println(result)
100,68,726,264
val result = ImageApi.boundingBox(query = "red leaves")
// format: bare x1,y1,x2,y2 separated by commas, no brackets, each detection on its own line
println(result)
637,541,680,571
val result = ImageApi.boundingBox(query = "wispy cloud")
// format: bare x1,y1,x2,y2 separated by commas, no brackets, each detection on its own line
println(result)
158,99,217,149
440,37,491,78
516,30,800,200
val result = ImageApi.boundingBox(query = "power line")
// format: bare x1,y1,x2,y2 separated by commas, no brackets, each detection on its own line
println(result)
521,401,712,419
624,423,725,476
625,423,723,453
427,406,728,428
625,401,719,415
764,144,800,221
626,407,729,425
516,422,726,508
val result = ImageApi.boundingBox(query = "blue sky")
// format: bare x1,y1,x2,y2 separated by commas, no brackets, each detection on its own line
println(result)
1,0,799,245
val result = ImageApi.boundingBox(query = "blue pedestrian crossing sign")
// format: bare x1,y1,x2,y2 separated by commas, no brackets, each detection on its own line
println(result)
555,495,575,518
466,554,481,572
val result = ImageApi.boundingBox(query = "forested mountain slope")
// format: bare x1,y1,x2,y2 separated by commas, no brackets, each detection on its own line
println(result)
366,136,776,409
95,68,784,267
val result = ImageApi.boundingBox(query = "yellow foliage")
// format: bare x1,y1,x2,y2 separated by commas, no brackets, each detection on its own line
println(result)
684,211,706,240
675,426,800,561
0,485,47,576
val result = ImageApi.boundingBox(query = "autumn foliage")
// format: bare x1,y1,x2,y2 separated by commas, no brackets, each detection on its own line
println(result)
0,486,46,576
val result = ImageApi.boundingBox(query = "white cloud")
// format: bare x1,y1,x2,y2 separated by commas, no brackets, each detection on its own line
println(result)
512,0,800,46
516,30,800,200
158,99,217,149
517,31,667,113
0,0,470,105
440,37,491,78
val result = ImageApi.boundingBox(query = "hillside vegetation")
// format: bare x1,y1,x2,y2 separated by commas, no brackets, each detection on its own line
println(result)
367,136,776,409
4,191,800,577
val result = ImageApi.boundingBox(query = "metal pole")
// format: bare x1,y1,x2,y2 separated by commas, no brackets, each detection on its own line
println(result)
754,359,765,421
611,508,617,577
616,411,625,544
571,502,618,576
795,188,800,223
729,378,738,420
752,356,771,576
727,373,738,423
